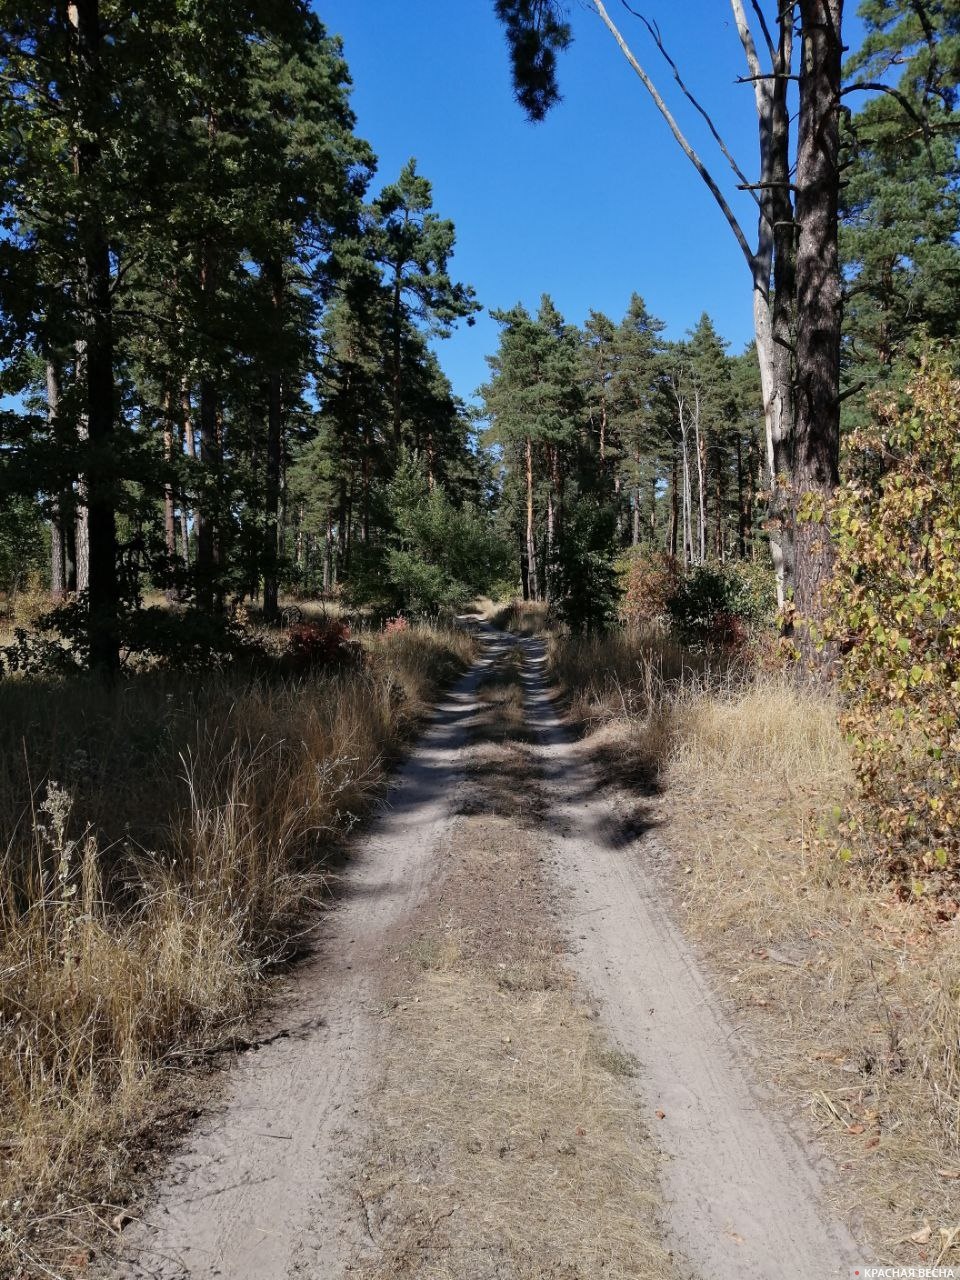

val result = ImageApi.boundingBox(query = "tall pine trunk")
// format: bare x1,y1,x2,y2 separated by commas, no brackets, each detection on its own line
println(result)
69,0,119,674
794,0,843,665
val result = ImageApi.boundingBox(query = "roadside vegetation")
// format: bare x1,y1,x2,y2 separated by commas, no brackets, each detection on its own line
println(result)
0,620,473,1278
546,364,960,1266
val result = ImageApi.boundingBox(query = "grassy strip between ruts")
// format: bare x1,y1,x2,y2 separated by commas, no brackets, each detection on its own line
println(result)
0,623,475,1280
347,648,678,1280
549,627,960,1268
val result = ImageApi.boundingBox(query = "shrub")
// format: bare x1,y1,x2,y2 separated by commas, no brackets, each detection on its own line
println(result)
825,357,960,884
617,549,679,627
667,561,775,648
285,618,360,671
550,503,621,633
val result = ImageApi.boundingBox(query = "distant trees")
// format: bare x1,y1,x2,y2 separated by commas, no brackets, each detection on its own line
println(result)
491,1,915,665
482,294,767,618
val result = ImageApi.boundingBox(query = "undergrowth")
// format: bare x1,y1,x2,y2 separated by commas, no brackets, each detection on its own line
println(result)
0,623,474,1279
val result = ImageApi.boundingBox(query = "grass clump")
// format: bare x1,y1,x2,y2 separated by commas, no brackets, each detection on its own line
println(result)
0,622,473,1278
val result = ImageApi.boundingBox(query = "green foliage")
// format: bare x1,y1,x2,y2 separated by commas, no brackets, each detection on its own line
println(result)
842,1,960,390
825,356,960,882
667,561,776,648
351,457,510,616
0,496,48,597
550,504,621,633
493,0,572,121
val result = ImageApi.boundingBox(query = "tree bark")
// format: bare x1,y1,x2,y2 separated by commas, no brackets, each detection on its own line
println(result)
668,453,679,558
323,514,333,593
525,435,539,602
179,382,195,567
750,5,798,607
262,291,284,619
74,340,90,595
68,0,119,674
735,434,747,559
794,0,843,665
693,390,706,565
47,362,67,602
162,388,178,600
392,271,404,443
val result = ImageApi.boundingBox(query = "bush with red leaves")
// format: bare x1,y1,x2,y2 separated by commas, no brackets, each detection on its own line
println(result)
284,619,361,671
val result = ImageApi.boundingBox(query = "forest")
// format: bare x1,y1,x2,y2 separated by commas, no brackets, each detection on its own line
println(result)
1,2,959,1277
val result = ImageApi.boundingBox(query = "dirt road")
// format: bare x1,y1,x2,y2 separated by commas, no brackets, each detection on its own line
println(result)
109,626,858,1279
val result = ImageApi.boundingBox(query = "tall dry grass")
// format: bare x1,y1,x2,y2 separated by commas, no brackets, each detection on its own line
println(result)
0,624,474,1278
485,598,550,636
550,628,960,1263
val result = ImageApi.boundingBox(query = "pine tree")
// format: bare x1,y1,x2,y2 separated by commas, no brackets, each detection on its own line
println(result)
842,0,960,388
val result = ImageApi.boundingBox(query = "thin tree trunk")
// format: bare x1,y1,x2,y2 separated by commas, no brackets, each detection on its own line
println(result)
736,435,748,559
794,0,843,665
74,343,90,596
162,388,177,599
715,454,726,561
179,382,195,567
679,406,694,570
748,432,759,560
323,514,333,593
694,391,706,565
392,272,403,442
47,362,67,602
336,476,347,580
525,435,539,602
262,260,284,620
668,453,679,558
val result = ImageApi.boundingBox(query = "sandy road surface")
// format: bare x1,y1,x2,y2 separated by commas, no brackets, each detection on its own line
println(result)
107,624,858,1280
106,630,502,1280
521,635,859,1280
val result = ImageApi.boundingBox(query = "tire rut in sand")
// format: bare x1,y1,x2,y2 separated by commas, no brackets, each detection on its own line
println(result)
343,641,678,1280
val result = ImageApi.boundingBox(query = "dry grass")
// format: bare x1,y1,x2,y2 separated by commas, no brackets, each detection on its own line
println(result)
551,628,960,1265
0,623,474,1279
485,598,550,637
349,650,676,1279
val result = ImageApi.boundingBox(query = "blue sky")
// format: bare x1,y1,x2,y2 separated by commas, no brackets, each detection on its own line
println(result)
316,2,866,405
